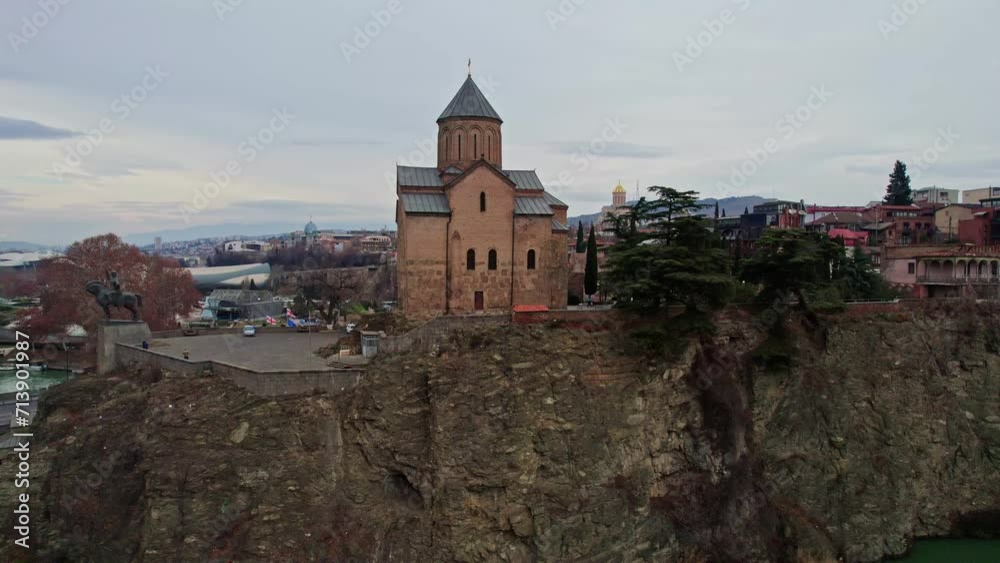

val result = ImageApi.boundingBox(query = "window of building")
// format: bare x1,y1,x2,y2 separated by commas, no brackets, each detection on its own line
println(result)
527,249,536,270
466,249,475,271
908,262,916,274
480,192,486,213
488,137,492,160
488,249,497,270
473,134,478,158
458,135,462,159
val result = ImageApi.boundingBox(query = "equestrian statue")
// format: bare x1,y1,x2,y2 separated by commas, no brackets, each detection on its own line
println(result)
86,271,143,321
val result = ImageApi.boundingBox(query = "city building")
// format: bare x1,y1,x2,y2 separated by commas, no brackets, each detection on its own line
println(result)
962,186,1000,205
935,204,982,241
913,186,959,205
222,240,272,254
879,245,1000,298
395,73,570,315
201,289,285,322
860,203,933,246
595,182,632,234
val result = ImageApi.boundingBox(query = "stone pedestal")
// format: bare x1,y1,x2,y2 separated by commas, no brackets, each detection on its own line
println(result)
97,321,152,375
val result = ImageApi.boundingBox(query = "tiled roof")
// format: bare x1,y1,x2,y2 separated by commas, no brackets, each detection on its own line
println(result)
514,196,554,216
400,193,451,215
551,219,569,231
442,166,462,175
542,190,567,207
438,77,502,122
398,166,443,187
504,170,545,190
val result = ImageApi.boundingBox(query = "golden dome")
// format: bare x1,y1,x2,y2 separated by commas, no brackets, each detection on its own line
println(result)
613,182,626,194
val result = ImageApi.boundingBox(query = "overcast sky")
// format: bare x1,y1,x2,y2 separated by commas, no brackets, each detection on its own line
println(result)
1,0,998,245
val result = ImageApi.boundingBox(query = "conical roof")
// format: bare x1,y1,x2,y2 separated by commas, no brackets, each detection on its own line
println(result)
438,77,502,123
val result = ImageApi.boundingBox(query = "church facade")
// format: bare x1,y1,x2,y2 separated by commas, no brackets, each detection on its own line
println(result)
396,75,570,315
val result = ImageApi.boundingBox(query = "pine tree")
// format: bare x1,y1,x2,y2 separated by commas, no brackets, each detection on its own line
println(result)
744,206,749,215
576,222,586,253
722,209,727,217
884,160,913,205
584,225,599,297
714,201,720,219
249,278,257,290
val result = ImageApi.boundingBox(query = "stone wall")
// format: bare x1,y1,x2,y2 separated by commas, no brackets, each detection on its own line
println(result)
98,321,152,375
381,314,508,354
115,344,361,397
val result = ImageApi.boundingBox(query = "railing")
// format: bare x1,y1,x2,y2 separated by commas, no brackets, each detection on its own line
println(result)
917,274,1000,285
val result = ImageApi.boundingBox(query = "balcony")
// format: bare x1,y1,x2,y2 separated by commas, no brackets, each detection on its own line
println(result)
917,273,1000,285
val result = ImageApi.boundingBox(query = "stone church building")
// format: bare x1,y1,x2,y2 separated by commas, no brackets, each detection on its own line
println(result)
396,74,570,315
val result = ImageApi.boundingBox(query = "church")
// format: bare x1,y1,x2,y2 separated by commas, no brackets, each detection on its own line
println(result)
395,73,570,315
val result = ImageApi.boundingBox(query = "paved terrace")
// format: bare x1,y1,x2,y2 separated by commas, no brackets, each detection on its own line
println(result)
149,332,342,372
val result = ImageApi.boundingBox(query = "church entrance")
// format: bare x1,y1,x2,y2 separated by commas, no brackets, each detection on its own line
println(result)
474,291,484,311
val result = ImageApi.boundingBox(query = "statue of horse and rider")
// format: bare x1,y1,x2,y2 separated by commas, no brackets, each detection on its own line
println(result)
86,271,143,321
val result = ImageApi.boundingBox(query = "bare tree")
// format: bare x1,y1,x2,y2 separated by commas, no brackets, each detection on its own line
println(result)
298,269,363,325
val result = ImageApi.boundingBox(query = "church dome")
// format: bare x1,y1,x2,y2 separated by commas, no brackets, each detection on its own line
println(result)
613,183,626,194
304,221,318,235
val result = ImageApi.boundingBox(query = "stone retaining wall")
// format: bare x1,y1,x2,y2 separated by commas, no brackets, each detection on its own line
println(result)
381,314,509,354
115,344,361,397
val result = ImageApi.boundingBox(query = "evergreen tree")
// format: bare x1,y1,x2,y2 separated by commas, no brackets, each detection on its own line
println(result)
722,209,727,218
744,206,749,215
249,278,257,290
884,160,913,205
584,225,599,297
714,201,720,219
605,187,733,313
576,221,586,253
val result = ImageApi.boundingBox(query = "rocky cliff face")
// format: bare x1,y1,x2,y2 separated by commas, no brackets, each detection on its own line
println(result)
2,306,998,562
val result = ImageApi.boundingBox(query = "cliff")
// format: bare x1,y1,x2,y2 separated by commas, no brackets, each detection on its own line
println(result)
2,305,997,562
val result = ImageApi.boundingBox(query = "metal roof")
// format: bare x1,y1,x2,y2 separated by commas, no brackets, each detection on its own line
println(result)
398,166,444,187
438,77,502,122
514,197,554,216
504,170,545,190
400,193,451,215
552,219,569,232
543,190,567,208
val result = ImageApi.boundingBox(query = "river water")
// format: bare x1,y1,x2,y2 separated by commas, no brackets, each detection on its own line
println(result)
892,539,1000,562
0,369,74,394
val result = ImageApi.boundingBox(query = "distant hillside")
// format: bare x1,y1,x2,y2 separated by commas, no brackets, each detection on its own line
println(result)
0,241,59,252
567,195,771,228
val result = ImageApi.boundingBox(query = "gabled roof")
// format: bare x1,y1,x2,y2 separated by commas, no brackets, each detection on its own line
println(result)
397,165,443,187
442,165,463,175
400,193,450,215
504,170,545,190
542,190,568,208
514,197,554,216
552,219,569,232
438,77,502,123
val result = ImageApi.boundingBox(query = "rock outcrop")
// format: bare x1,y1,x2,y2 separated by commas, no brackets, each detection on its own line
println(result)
2,305,997,562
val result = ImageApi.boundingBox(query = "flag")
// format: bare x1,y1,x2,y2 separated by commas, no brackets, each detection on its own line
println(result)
286,308,297,319
265,316,277,325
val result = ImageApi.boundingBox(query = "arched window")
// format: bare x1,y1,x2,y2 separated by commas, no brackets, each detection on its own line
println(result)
527,249,536,270
458,135,462,160
445,136,450,159
466,249,476,271
488,249,497,270
480,192,486,213
473,134,478,158
488,136,492,160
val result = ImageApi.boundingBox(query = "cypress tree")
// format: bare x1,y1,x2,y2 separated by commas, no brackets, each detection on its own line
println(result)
584,225,599,297
576,221,586,253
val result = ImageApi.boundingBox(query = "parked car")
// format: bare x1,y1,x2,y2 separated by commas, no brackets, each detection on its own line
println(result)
346,323,357,333
242,325,257,337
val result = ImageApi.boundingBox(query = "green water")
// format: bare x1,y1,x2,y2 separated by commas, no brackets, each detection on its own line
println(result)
892,539,1000,562
0,369,73,394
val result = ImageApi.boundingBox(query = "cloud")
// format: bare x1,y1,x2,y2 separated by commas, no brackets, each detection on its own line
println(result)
0,117,78,141
548,141,671,159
